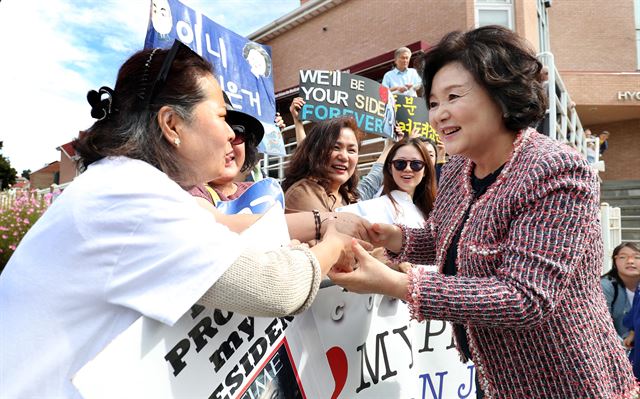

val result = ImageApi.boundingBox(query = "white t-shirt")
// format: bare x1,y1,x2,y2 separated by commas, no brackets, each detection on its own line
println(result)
627,288,635,307
337,190,425,228
0,157,246,398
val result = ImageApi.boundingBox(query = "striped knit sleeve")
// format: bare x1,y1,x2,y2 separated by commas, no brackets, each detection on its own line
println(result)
407,150,600,327
386,223,437,265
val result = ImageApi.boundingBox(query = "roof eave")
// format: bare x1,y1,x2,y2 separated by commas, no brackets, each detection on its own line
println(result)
248,0,345,43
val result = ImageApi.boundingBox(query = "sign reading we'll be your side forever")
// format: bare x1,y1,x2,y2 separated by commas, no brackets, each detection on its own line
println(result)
298,70,397,139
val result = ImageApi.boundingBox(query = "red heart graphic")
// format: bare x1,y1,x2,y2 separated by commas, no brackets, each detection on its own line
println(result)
378,86,389,103
326,346,348,399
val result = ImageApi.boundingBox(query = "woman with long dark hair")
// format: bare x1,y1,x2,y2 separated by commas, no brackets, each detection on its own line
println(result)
0,41,359,397
339,137,436,228
283,117,363,212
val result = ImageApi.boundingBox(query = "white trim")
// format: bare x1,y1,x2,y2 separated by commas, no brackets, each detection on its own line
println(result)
248,0,345,42
475,0,514,29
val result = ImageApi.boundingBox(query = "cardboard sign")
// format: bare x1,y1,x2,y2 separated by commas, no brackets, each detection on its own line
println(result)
144,0,285,156
72,307,333,399
298,70,396,139
394,93,439,143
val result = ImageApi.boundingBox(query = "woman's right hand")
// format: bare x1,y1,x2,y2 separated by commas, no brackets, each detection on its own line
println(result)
369,223,403,253
320,218,359,272
328,239,408,299
289,97,305,122
623,331,635,349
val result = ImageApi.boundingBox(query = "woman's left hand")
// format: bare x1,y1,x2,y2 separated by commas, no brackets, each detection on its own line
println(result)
274,112,286,131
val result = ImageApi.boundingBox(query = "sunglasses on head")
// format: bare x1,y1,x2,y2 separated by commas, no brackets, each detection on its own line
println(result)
391,159,425,172
230,124,247,146
137,40,199,109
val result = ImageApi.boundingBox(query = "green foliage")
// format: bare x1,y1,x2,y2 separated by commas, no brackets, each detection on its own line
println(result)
21,169,31,179
0,190,52,272
0,155,17,190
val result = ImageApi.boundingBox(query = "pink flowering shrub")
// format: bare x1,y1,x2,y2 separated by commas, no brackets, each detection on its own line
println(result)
0,190,52,272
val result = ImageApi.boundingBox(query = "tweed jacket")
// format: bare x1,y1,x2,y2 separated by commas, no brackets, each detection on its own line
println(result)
394,129,637,398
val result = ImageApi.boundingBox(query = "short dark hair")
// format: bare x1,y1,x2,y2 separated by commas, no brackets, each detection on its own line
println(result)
282,117,363,203
421,25,547,132
383,138,436,217
74,45,213,186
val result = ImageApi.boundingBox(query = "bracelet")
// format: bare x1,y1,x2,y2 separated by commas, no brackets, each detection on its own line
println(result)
312,209,321,241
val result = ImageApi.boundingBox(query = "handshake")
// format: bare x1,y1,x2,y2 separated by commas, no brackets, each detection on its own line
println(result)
315,212,410,300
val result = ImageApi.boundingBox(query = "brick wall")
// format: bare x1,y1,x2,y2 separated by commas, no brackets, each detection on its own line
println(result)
595,118,640,181
265,0,470,92
548,0,637,72
59,155,77,185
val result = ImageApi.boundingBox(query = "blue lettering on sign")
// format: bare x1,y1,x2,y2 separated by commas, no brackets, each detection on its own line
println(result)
300,104,385,134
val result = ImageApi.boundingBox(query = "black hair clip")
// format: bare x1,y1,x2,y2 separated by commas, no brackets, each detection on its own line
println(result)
87,86,116,121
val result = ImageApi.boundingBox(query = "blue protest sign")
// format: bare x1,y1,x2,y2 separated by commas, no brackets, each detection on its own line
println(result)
216,178,285,215
144,0,285,156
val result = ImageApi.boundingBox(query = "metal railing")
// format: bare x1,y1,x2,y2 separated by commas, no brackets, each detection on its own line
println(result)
261,125,386,181
601,203,623,274
537,52,604,171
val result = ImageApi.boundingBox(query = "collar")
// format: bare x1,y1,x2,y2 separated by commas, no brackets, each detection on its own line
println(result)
460,128,532,200
390,190,413,203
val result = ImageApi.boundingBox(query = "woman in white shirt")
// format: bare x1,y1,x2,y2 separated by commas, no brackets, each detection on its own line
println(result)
339,137,436,228
0,40,361,398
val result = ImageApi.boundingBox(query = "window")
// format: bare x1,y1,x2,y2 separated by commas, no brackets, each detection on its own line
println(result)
475,0,514,29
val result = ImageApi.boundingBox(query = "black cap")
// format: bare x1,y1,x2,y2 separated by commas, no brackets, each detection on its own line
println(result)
222,91,264,145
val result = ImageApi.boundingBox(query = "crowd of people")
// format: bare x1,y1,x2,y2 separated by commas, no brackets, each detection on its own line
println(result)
0,25,637,398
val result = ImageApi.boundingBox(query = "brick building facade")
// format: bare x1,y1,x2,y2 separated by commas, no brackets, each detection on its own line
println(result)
250,0,640,181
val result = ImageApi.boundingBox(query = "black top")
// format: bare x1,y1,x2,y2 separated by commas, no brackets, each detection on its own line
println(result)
444,164,505,360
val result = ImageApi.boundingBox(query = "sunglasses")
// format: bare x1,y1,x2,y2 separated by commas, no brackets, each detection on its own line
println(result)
390,159,425,172
230,124,247,146
138,40,199,108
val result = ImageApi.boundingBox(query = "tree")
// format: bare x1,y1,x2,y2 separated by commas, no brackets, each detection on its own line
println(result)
21,169,31,179
0,155,17,189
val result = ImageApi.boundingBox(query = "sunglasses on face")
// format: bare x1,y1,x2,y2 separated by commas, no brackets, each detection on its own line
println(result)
390,159,425,172
230,124,247,146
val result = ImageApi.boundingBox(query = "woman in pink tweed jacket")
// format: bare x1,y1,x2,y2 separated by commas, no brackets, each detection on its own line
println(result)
329,26,637,398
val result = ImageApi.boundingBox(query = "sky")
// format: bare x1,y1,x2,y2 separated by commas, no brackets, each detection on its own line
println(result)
0,0,299,174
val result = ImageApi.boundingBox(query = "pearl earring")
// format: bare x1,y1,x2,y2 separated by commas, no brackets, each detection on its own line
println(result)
174,138,181,147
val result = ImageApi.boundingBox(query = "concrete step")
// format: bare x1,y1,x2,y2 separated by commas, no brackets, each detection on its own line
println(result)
601,180,640,198
622,227,640,241
601,189,640,198
601,180,640,188
600,196,640,207
624,216,640,228
617,205,640,217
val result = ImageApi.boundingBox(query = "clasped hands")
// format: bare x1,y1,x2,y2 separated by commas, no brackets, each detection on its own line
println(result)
318,215,408,298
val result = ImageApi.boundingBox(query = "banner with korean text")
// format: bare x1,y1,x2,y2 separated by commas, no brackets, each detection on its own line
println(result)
394,93,440,143
144,0,285,156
